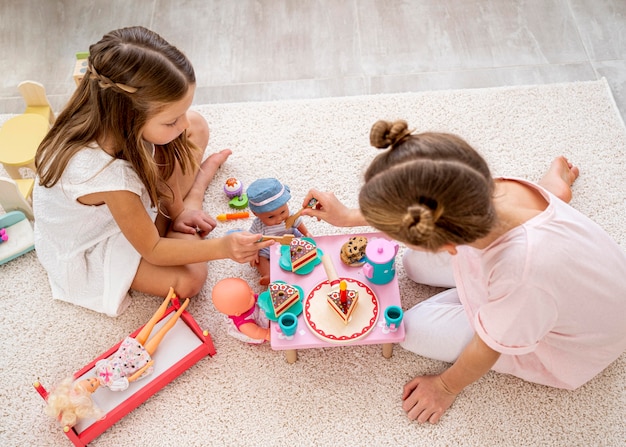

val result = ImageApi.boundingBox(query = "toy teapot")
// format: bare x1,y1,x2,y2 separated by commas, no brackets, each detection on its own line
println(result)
362,238,399,285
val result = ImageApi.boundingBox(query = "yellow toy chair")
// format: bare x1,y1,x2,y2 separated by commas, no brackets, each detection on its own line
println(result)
18,80,55,124
0,176,34,221
0,81,52,180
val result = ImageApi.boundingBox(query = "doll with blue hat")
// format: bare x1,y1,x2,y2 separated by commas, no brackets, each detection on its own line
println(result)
248,178,311,285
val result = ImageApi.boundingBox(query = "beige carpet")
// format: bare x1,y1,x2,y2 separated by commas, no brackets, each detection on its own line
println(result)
1,79,625,446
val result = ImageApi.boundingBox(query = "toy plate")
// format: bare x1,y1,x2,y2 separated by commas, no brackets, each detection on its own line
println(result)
278,237,323,275
304,277,379,343
258,281,305,321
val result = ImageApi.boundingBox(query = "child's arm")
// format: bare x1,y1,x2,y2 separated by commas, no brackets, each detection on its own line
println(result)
85,190,273,265
401,333,500,424
300,189,368,227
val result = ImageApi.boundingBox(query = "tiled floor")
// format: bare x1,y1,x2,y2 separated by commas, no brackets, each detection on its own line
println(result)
1,0,625,122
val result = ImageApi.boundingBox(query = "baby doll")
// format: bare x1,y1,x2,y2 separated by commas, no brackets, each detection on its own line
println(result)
247,178,311,285
45,288,189,428
211,277,270,343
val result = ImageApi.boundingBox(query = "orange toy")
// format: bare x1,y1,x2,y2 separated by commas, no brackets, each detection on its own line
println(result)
211,278,270,343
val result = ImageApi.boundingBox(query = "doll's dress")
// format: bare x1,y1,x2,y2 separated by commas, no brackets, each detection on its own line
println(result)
224,295,269,344
95,337,154,392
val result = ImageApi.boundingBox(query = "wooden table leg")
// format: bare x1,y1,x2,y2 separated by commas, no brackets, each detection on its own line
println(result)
382,343,393,359
285,349,298,363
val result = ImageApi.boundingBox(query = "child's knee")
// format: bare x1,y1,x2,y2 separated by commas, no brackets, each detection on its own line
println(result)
174,264,207,298
186,110,210,150
402,249,455,288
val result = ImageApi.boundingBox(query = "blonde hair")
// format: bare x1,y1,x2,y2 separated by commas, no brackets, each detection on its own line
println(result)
359,120,496,251
45,377,103,428
35,26,198,209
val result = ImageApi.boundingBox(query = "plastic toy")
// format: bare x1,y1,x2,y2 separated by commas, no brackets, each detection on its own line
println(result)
223,177,249,209
211,277,270,343
0,176,34,219
223,177,243,198
0,210,34,265
0,228,8,243
260,234,295,245
34,289,215,446
18,80,55,124
43,288,189,428
228,194,249,209
284,198,318,229
0,107,50,180
278,237,323,275
340,236,368,267
362,238,399,285
383,305,403,332
216,211,250,221
73,52,89,86
247,178,312,285
278,312,298,337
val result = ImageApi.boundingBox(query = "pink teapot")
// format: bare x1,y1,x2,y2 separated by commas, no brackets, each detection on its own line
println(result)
362,238,399,285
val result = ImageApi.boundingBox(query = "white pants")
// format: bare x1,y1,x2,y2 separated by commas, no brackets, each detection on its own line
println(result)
399,250,474,363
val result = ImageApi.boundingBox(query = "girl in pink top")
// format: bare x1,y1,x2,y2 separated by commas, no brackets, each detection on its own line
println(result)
301,119,626,424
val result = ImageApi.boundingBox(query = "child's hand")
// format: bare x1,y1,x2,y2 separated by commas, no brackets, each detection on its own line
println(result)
300,189,366,227
172,209,217,236
401,374,458,424
225,232,273,264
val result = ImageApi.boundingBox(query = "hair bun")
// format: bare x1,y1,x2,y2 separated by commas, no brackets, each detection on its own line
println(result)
402,203,436,242
370,120,413,149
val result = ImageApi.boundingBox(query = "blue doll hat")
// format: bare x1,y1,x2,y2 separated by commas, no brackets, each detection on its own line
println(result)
247,178,292,214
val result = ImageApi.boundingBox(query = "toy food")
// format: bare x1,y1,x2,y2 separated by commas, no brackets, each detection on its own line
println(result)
340,236,368,266
326,280,359,324
224,177,244,198
269,281,300,318
289,238,318,272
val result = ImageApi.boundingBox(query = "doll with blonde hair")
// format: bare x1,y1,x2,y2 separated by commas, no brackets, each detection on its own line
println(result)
46,288,188,427
301,119,626,424
34,26,273,316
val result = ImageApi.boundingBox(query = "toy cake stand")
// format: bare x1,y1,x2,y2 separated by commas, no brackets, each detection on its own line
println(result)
304,277,379,343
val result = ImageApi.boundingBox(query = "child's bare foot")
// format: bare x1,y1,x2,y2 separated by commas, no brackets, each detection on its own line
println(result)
186,149,232,202
538,156,580,203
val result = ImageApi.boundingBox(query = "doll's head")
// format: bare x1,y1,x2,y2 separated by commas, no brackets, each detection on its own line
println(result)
211,278,256,317
45,377,104,428
247,178,292,226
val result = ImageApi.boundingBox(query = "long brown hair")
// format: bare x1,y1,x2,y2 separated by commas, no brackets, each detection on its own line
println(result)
35,26,197,208
359,120,496,250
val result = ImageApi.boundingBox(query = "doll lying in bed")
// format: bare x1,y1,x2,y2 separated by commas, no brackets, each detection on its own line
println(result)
45,288,188,427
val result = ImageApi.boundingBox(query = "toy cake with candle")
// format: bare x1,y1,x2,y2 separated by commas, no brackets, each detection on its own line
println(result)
326,280,359,325
289,238,318,272
269,281,301,318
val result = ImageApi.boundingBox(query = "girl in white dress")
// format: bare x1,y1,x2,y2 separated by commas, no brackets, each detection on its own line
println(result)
34,26,273,316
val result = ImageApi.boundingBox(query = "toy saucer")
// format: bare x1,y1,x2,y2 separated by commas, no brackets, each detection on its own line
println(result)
304,277,379,343
278,237,323,275
257,281,305,321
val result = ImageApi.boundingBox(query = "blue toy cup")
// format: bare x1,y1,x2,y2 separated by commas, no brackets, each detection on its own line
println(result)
384,305,403,329
278,312,298,336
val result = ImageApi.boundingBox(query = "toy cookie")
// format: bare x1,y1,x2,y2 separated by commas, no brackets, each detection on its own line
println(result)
340,236,368,266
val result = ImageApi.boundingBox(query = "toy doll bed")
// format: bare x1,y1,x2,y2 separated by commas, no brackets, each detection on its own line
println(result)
34,297,216,447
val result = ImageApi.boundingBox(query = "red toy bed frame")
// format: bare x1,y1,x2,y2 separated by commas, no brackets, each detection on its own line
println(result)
34,297,215,446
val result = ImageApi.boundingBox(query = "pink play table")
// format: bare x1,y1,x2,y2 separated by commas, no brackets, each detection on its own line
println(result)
269,232,405,363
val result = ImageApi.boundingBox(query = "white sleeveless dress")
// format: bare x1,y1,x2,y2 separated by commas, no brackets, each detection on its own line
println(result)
33,144,157,316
